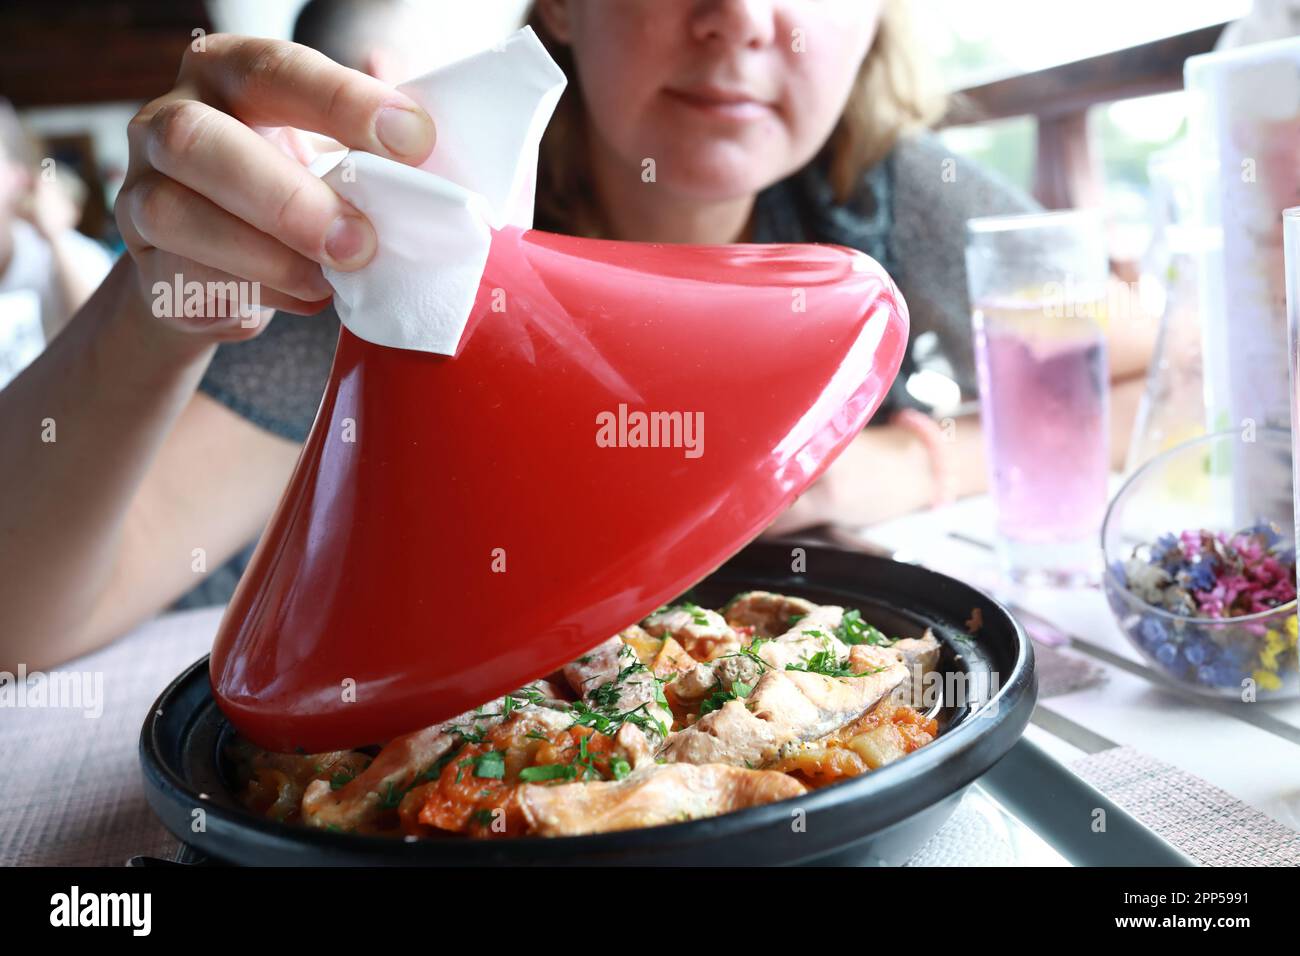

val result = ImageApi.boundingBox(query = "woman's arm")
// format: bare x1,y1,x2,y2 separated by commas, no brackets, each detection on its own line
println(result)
41,231,104,339
768,365,1148,535
0,35,436,670
765,414,987,534
0,259,301,669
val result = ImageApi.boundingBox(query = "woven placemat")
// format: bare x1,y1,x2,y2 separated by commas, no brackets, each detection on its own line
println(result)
1071,745,1300,866
0,609,217,866
1033,642,1107,698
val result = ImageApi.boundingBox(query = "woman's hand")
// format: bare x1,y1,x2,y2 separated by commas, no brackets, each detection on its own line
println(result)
115,34,436,340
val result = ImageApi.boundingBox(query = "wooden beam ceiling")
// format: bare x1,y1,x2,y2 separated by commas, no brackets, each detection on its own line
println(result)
0,1,214,108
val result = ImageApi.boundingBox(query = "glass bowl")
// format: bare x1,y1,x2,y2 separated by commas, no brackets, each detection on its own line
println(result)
1101,428,1298,699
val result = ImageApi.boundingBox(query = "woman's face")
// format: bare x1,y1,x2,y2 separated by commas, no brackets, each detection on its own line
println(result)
541,0,883,201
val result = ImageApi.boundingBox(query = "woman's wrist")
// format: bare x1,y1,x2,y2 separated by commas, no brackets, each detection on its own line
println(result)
888,408,956,508
100,258,219,391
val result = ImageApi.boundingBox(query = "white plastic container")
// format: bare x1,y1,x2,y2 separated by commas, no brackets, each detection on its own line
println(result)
1185,38,1300,528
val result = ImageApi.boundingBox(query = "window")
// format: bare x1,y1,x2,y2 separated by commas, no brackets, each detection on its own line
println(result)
913,0,1249,90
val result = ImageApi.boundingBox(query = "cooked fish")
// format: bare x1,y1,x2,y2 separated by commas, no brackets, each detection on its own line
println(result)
564,636,672,746
723,591,817,637
643,604,740,661
659,663,907,768
301,682,564,831
849,630,941,708
518,762,807,836
752,604,846,671
238,594,943,843
665,603,848,710
665,660,727,709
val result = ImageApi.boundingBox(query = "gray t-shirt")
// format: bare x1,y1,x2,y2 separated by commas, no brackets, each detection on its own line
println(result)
890,134,1040,397
181,132,1038,607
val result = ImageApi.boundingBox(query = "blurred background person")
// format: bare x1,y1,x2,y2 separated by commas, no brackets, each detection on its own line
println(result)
0,102,112,388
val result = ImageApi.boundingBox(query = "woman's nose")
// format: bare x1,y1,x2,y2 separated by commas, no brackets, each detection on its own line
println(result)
689,0,778,49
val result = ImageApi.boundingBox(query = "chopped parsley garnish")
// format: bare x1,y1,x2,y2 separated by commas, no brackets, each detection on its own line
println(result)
785,649,883,678
329,768,357,790
571,699,668,740
699,679,752,716
472,809,496,827
699,689,731,716
455,755,475,784
447,724,488,744
519,764,572,783
719,637,771,673
571,654,669,740
568,734,604,782
588,678,623,712
836,609,892,646
678,601,712,626
518,737,604,783
472,750,506,780
469,688,550,722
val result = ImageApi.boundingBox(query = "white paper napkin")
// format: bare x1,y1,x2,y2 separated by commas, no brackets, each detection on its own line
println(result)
313,27,566,354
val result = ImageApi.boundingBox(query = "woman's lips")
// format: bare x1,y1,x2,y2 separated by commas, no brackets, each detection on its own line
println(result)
663,87,776,121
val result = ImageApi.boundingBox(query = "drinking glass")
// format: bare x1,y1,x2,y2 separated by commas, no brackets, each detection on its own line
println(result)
966,210,1111,585
1285,207,1300,578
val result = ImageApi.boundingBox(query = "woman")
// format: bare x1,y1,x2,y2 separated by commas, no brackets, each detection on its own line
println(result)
0,0,1151,669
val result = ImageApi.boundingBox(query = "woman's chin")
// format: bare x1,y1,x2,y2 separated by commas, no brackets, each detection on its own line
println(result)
659,153,788,204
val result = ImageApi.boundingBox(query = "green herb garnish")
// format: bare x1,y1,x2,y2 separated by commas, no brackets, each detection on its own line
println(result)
836,609,892,646
785,649,884,679
519,763,572,783
679,601,712,626
472,750,506,780
699,679,752,716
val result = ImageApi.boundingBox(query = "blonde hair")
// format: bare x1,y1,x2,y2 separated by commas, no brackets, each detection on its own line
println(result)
527,0,946,238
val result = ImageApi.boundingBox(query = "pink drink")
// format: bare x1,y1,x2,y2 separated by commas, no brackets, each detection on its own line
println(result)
974,301,1110,574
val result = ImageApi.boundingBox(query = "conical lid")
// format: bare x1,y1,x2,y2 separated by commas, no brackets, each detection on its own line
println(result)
209,225,908,751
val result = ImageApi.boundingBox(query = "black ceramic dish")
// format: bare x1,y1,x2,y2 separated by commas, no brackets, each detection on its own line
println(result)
140,543,1036,866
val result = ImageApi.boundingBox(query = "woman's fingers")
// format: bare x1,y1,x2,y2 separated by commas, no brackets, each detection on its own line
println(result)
119,172,336,304
132,98,377,272
179,35,435,163
116,33,440,340
131,250,328,339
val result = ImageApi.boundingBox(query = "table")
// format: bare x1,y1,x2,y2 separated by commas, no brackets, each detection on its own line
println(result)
3,492,1299,866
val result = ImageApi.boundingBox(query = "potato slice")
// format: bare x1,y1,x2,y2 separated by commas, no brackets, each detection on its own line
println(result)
651,636,697,677
847,723,908,770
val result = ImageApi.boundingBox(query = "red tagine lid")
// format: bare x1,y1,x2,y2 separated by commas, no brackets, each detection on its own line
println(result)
208,225,909,752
